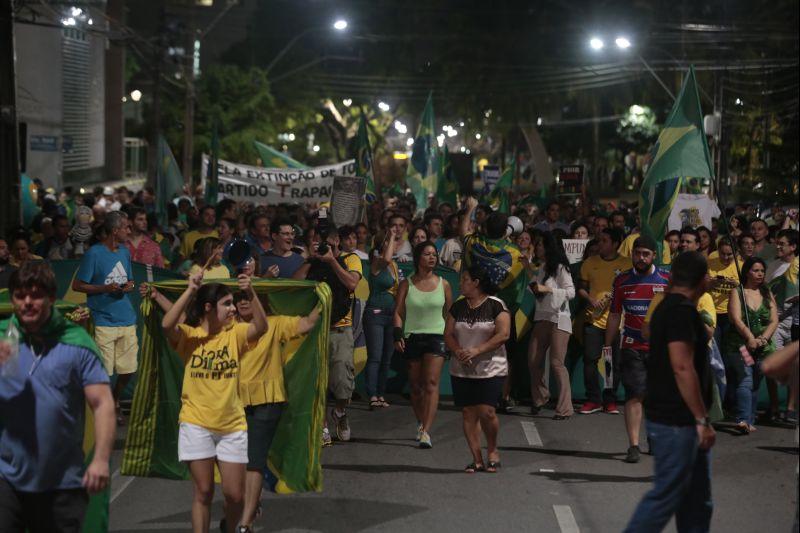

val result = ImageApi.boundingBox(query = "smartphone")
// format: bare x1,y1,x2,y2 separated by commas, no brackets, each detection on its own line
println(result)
739,345,755,367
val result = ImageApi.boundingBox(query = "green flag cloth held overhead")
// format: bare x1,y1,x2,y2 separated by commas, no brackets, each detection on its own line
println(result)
355,113,377,203
155,135,184,229
487,163,514,214
406,93,439,214
639,66,714,264
436,145,458,207
204,123,220,207
254,140,309,169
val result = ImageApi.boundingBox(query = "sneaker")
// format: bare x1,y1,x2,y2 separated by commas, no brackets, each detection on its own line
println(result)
604,402,620,414
331,409,351,441
416,421,424,442
321,427,333,447
625,445,641,463
419,431,432,449
579,401,602,414
237,526,253,533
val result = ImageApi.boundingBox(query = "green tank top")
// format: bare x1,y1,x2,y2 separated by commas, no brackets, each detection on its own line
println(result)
725,289,776,358
404,276,446,335
367,262,398,311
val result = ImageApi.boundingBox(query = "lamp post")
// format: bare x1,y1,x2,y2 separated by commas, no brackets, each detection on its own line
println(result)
265,18,349,76
588,35,676,100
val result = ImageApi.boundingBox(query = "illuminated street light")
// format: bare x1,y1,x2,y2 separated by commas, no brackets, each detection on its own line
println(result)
589,37,604,50
312,145,321,153
333,19,348,31
615,36,631,49
130,90,142,102
475,133,481,139
378,101,390,112
406,137,414,147
342,98,352,107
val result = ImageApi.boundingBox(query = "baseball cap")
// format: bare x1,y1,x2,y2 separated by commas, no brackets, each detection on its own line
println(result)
632,235,658,252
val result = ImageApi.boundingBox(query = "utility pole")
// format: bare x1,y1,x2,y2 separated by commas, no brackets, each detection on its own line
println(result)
0,0,22,234
146,9,165,189
104,0,125,181
181,26,196,187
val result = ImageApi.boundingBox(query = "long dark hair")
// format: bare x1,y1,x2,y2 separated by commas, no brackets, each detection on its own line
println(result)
186,283,232,326
465,264,498,295
540,232,571,283
739,256,771,310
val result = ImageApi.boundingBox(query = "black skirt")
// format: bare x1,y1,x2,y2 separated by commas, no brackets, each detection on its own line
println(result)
451,375,506,407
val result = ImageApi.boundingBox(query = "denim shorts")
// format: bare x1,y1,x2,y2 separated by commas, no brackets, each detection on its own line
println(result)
244,403,284,471
402,333,447,360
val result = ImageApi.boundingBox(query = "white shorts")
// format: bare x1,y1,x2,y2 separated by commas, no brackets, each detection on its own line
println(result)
178,422,248,463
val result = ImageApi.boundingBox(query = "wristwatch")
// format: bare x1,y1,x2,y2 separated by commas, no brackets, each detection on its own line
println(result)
695,416,710,427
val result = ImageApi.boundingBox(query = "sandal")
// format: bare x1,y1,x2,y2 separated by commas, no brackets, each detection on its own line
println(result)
369,398,382,410
379,397,390,407
486,460,502,473
735,422,750,435
464,462,485,473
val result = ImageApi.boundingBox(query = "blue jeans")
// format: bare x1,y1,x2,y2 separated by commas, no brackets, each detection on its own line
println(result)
735,362,763,425
625,421,713,533
364,307,394,397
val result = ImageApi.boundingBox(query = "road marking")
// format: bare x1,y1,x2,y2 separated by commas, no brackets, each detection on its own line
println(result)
539,468,555,473
111,468,120,480
553,505,580,533
520,420,543,447
110,475,136,504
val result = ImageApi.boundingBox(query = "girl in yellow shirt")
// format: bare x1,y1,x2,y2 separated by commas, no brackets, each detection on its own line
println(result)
161,271,267,533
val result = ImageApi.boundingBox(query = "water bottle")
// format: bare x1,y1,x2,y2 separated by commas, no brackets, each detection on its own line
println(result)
1,321,21,378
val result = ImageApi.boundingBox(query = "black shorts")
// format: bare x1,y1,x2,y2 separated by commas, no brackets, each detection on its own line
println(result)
621,348,648,400
402,333,447,360
244,403,284,471
0,477,88,533
451,375,506,408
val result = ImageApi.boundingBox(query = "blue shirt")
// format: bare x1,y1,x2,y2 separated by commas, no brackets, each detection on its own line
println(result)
0,341,109,492
260,250,304,278
76,243,137,327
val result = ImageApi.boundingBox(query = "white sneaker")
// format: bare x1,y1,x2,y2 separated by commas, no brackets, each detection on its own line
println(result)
331,408,351,442
322,427,333,447
416,421,423,442
419,431,432,449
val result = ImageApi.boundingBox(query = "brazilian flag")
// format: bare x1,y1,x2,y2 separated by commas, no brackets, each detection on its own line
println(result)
486,163,514,214
639,66,714,264
155,135,184,229
121,279,331,493
254,140,308,169
406,93,439,213
436,145,458,207
355,113,377,204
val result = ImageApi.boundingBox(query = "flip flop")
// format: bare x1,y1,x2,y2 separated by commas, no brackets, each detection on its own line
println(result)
486,461,501,473
465,462,485,473
369,399,382,410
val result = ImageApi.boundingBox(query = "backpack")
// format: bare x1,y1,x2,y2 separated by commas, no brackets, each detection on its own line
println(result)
306,253,356,326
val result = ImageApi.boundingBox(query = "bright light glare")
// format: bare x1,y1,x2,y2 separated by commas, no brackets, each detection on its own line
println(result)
71,7,82,16
589,37,604,50
460,146,466,153
342,98,352,107
378,101,390,112
394,121,408,134
475,133,481,139
630,104,644,115
536,117,543,126
333,19,348,31
312,145,321,152
130,90,142,102
406,137,414,147
615,36,631,49
88,18,93,25
436,134,445,147
447,129,457,138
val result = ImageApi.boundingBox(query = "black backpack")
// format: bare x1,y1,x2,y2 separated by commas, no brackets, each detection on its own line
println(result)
306,253,356,326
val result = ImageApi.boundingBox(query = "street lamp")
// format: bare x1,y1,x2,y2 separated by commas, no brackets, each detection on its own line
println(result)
615,36,631,49
266,18,350,75
130,90,142,102
589,37,604,50
587,36,675,100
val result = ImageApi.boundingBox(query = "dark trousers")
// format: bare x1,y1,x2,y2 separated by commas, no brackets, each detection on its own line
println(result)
364,307,395,398
583,324,620,404
0,477,88,533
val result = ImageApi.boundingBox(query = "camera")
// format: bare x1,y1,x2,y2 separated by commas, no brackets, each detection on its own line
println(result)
316,207,330,255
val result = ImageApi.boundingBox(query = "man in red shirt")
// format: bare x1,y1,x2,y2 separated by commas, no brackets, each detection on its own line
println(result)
126,207,164,268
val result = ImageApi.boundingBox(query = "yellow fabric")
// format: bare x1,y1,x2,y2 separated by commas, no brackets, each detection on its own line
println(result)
180,229,219,259
787,256,799,285
175,321,249,433
644,292,716,330
618,233,671,264
707,257,739,314
580,254,631,330
189,263,231,280
239,315,301,406
334,253,363,328
10,254,44,267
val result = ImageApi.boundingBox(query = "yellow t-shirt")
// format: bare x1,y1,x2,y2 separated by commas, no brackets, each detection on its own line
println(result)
335,253,363,328
176,322,250,433
644,291,716,332
580,254,631,330
189,263,231,280
618,232,672,265
180,229,219,259
707,257,739,314
239,315,301,406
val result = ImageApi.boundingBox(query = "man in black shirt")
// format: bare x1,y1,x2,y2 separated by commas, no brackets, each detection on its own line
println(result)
624,251,716,533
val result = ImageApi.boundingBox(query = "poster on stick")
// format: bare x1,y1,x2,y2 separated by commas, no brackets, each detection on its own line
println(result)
330,176,366,228
562,239,589,264
201,155,356,204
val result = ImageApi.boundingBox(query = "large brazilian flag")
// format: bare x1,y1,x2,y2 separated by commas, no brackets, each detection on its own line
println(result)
406,93,439,214
639,66,714,264
121,279,331,493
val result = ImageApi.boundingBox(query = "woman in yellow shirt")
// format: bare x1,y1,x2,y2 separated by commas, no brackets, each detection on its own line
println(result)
188,237,231,280
161,271,267,533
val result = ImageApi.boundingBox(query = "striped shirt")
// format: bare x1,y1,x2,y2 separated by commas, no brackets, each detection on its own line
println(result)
610,267,670,351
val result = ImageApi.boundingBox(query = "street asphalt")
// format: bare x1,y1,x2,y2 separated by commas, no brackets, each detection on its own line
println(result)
108,396,798,532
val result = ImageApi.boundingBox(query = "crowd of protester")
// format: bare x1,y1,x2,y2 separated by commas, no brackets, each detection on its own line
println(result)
0,181,797,532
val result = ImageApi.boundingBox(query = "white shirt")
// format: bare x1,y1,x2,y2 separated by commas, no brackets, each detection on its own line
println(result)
440,238,463,268
532,264,576,333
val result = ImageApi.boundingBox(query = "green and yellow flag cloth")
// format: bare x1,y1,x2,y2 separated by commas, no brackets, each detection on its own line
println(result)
639,66,713,264
254,141,308,169
486,163,514,214
436,145,458,207
121,278,331,493
355,113,377,204
406,93,439,213
156,135,185,229
0,307,109,533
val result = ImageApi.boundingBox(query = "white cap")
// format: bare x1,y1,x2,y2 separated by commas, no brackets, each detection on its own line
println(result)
103,186,114,196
